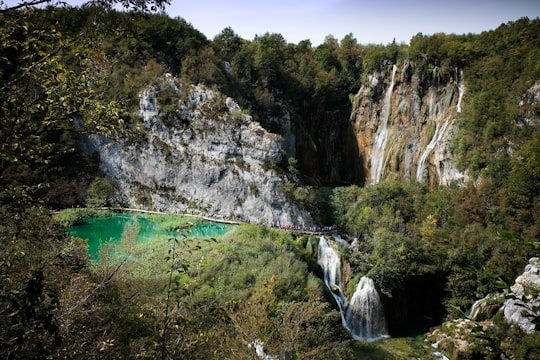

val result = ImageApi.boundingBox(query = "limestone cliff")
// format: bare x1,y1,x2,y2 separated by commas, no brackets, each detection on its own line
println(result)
84,75,312,227
503,257,540,333
350,61,467,186
425,257,540,359
468,258,540,331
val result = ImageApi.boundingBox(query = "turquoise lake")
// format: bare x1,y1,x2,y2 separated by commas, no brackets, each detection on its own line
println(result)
69,214,234,260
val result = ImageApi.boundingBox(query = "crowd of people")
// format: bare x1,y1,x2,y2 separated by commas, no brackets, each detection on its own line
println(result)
119,206,339,235
271,223,337,234
181,208,337,235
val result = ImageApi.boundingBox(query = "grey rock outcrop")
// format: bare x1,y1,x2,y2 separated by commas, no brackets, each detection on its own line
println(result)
465,257,540,333
84,76,312,227
503,257,540,333
427,257,540,359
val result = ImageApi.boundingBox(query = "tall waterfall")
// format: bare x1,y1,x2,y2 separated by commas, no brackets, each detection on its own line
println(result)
317,237,348,317
317,237,388,341
370,64,398,184
416,69,464,183
456,69,464,113
416,119,450,181
415,91,450,182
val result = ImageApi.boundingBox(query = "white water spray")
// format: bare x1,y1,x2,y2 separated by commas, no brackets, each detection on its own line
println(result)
370,65,398,184
317,237,388,341
248,339,278,360
416,85,450,182
416,102,450,181
416,69,464,182
345,277,388,340
317,237,347,317
456,69,464,113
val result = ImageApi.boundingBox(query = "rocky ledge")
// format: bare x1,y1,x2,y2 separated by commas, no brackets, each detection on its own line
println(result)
84,75,312,227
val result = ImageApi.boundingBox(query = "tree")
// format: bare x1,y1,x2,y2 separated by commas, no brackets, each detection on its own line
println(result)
212,26,242,61
0,1,169,357
87,176,116,207
253,32,287,88
1,0,140,180
1,2,124,186
226,276,336,359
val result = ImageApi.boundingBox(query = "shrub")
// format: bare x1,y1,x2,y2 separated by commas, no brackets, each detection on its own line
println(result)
87,177,116,208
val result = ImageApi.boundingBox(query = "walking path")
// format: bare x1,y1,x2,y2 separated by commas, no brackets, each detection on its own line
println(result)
107,207,335,235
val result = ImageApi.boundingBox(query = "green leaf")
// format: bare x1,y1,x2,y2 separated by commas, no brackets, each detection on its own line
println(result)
471,325,483,333
495,279,509,290
0,153,18,163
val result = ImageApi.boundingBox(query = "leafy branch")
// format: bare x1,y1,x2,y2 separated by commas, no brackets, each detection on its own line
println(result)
161,223,193,360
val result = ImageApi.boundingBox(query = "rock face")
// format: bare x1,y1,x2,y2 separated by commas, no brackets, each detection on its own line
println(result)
350,61,467,186
84,75,312,227
426,257,540,359
293,92,364,186
468,258,540,332
503,257,540,333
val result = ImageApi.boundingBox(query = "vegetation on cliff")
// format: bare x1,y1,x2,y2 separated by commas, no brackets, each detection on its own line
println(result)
1,1,540,358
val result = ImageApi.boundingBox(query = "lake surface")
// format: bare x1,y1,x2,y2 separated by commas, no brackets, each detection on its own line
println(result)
69,214,234,260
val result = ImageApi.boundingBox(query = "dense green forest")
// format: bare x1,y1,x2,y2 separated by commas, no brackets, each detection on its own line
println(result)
1,1,540,358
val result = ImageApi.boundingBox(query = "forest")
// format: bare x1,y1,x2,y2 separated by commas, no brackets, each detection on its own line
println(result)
1,0,540,358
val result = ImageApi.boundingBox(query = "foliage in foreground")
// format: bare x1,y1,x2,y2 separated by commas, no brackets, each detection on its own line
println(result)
50,222,359,359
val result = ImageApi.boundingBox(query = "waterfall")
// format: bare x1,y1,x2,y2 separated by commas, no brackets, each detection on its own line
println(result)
416,89,451,182
317,237,348,317
468,298,484,320
416,117,450,182
456,69,464,113
248,339,278,360
416,69,465,183
345,277,388,340
317,237,388,341
370,64,398,184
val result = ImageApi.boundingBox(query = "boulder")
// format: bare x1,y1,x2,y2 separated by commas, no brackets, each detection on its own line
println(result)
503,257,540,333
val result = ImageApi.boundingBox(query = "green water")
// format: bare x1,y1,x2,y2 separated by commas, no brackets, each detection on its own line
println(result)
69,214,233,260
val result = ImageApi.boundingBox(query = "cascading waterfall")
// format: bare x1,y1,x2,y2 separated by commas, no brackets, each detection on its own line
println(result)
456,69,464,113
248,339,278,360
317,237,348,318
317,237,388,341
370,64,398,184
468,298,484,320
416,69,464,182
416,91,450,182
345,277,388,340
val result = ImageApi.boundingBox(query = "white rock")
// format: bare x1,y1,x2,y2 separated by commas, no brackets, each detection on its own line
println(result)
503,257,540,333
84,77,312,227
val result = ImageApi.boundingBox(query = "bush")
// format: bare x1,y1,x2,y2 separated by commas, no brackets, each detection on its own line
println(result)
87,177,116,207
